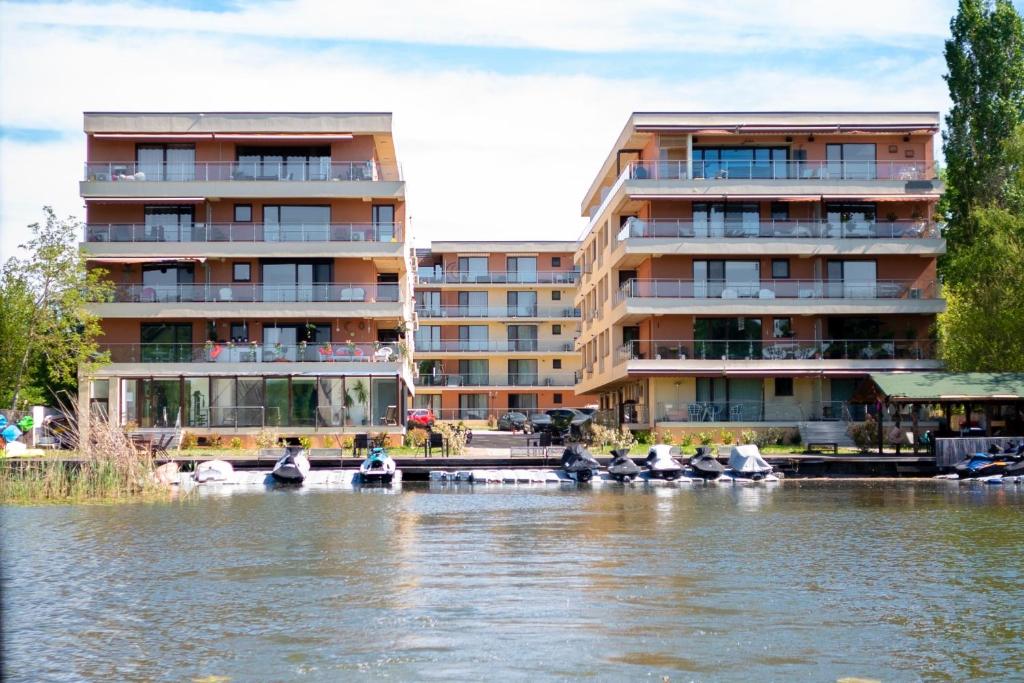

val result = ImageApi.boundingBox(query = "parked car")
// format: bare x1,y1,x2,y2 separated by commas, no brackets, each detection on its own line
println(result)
407,408,435,429
497,411,530,432
528,409,593,445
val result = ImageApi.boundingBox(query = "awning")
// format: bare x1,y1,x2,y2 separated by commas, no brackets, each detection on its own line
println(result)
822,195,937,202
87,256,207,263
868,372,1024,403
85,197,206,204
92,133,353,141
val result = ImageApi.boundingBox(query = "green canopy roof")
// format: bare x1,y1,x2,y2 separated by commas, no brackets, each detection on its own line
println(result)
869,372,1024,402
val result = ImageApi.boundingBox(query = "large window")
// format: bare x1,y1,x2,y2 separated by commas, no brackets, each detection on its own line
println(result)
137,144,195,181
694,260,760,298
236,145,331,181
457,257,489,282
142,264,194,303
508,394,538,411
507,256,537,283
262,205,331,241
693,147,788,179
459,394,488,420
692,203,759,238
827,260,877,298
141,323,192,362
261,261,332,302
371,377,399,426
826,143,876,179
416,325,441,352
507,325,538,351
507,291,537,316
458,325,488,351
458,291,488,316
372,205,396,241
694,318,762,359
458,359,488,386
696,377,765,421
508,359,538,386
144,206,194,241
416,290,441,315
263,323,330,361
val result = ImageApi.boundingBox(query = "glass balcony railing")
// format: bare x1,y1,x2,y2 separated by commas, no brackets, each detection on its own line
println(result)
628,160,937,182
97,341,401,363
415,305,580,319
654,400,805,423
615,279,935,302
615,338,936,364
413,373,578,387
619,217,941,241
84,160,381,182
416,270,580,285
103,282,400,304
415,340,574,353
84,222,402,243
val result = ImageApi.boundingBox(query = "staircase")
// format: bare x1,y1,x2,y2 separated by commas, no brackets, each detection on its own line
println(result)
799,420,855,448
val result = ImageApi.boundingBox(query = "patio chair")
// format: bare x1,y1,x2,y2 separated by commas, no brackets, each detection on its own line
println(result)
380,405,398,426
687,404,704,422
729,404,743,422
706,404,721,421
373,346,394,362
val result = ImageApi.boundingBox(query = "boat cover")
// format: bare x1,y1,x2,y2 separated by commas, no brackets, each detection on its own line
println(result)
728,445,772,474
648,444,674,460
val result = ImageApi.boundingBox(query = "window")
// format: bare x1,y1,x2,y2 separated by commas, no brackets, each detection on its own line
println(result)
262,205,330,241
692,146,788,179
144,205,194,241
234,204,252,222
372,205,395,241
553,393,563,404
507,256,537,283
236,145,331,181
261,261,332,302
509,394,538,411
458,325,489,351
771,259,790,279
775,377,794,397
552,324,562,335
230,322,248,342
553,359,562,369
457,257,489,282
137,144,195,181
507,325,538,351
90,379,109,419
692,203,759,238
770,202,789,221
694,260,760,297
263,323,330,361
142,264,194,302
507,291,537,316
458,291,488,316
772,318,794,338
233,263,251,282
826,143,876,179
459,394,488,420
459,359,488,386
416,325,441,352
140,323,192,362
416,290,441,315
508,359,538,386
551,256,561,267
552,290,561,301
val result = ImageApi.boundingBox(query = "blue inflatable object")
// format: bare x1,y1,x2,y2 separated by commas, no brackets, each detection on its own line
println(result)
0,415,6,429
1,425,22,443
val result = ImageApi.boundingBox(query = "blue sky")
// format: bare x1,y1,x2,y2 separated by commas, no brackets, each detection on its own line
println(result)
0,0,996,259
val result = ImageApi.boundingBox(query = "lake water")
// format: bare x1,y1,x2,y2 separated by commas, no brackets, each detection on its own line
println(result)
3,481,1023,682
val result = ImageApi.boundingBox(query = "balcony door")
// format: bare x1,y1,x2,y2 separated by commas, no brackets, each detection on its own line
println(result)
508,359,538,386
507,290,537,316
507,256,537,283
137,144,195,181
827,260,877,298
458,359,488,386
507,324,538,351
142,264,194,302
261,260,331,302
695,260,760,298
416,290,441,316
372,205,395,241
458,325,488,351
236,145,331,181
140,323,193,362
144,205,194,242
826,143,876,180
457,257,489,282
263,205,330,242
263,323,330,361
458,291,488,316
416,325,441,352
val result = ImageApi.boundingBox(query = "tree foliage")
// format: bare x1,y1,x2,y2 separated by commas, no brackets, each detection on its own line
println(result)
942,0,1024,269
0,207,111,410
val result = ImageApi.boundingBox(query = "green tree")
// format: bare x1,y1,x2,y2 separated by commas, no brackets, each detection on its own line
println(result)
0,207,111,410
942,0,1024,270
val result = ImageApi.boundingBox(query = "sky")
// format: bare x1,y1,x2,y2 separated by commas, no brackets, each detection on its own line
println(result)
0,0,997,260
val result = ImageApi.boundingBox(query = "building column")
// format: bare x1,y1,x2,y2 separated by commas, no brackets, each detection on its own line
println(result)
685,134,693,180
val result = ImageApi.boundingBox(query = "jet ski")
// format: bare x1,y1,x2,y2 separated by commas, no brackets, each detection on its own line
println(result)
194,459,234,483
359,446,397,484
607,447,642,483
561,444,600,483
724,444,778,482
688,446,726,480
271,447,310,484
645,444,684,480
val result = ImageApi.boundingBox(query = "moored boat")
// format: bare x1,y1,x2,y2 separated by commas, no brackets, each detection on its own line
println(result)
271,448,310,484
194,459,234,483
645,444,684,480
607,447,642,483
561,444,600,483
359,446,397,484
688,447,726,480
725,445,778,482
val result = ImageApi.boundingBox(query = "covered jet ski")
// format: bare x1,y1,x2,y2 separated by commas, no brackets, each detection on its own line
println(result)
607,447,642,483
725,444,778,482
271,447,310,484
194,459,234,483
689,446,726,480
359,446,397,484
645,444,684,480
561,443,600,483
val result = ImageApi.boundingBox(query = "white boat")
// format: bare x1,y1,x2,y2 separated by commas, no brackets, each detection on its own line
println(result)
359,447,397,484
194,459,234,483
645,444,685,480
271,448,310,484
725,445,779,483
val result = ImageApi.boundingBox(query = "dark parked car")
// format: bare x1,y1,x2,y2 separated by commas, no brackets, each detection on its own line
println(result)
529,408,593,445
497,411,530,432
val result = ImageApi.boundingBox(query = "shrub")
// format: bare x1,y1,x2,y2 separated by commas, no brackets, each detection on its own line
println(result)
254,429,281,450
680,432,694,448
788,428,802,446
848,418,877,452
371,432,389,448
340,436,354,451
657,430,675,445
434,421,468,455
298,436,313,451
740,430,758,445
591,424,633,449
208,434,223,448
180,432,199,450
405,428,429,449
634,429,652,445
719,429,734,445
487,415,498,429
698,431,714,445
229,437,243,450
754,427,787,448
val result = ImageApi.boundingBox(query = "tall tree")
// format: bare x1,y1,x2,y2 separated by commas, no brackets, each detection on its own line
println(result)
942,0,1024,270
0,207,111,410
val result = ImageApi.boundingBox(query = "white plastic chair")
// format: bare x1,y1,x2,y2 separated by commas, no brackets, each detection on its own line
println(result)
373,346,394,362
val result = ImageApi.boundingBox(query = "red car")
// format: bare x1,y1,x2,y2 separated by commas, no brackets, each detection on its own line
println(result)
407,408,435,429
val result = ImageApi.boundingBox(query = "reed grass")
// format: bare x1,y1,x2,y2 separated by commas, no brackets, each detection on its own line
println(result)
0,401,173,504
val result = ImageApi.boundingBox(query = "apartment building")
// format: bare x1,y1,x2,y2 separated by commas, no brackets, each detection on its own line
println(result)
78,112,415,445
414,242,584,420
574,112,945,433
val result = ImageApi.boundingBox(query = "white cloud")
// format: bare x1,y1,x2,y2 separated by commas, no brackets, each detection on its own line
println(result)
0,1,954,260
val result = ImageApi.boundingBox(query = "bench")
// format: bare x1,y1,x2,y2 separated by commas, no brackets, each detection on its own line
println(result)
805,442,838,454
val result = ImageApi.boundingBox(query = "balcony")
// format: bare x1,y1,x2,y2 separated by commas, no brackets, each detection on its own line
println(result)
84,160,382,182
415,305,580,319
619,217,942,241
416,270,579,285
654,400,805,423
91,282,404,319
615,338,937,364
415,340,574,353
628,160,936,182
98,341,402,364
414,373,578,387
84,222,402,243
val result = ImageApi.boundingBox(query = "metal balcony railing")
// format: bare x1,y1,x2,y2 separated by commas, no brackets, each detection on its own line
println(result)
84,160,382,182
615,338,936,364
104,282,401,304
84,222,402,243
414,373,578,387
98,341,402,364
628,159,937,182
655,400,805,423
416,270,580,285
414,305,580,319
415,340,574,353
618,217,941,241
615,279,935,303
